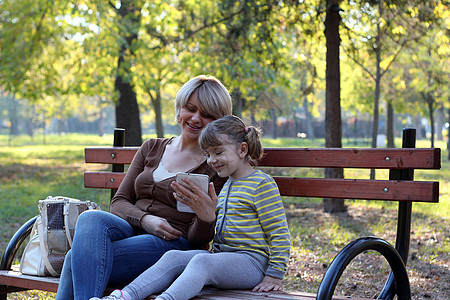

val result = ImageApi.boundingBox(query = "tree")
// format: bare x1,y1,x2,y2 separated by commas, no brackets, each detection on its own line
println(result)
184,0,293,122
110,1,142,146
0,90,19,144
408,18,449,147
342,0,439,153
323,0,345,212
0,1,60,100
279,14,326,140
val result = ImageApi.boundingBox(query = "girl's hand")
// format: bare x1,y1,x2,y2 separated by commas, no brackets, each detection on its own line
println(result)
252,275,283,292
141,215,182,240
171,179,217,223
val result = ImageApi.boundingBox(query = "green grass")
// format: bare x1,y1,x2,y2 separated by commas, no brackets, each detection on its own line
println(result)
0,133,448,299
0,133,116,147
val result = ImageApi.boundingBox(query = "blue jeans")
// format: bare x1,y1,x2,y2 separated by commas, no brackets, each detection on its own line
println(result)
55,210,191,300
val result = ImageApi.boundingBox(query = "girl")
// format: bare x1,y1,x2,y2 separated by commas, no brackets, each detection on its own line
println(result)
92,115,291,300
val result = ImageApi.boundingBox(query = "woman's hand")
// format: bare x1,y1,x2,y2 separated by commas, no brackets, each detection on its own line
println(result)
252,275,283,292
140,215,182,241
171,179,217,223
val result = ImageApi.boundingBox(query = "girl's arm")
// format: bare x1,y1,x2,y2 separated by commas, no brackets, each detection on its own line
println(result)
254,176,291,285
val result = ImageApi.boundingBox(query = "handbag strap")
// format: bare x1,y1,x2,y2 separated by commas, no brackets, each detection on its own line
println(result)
64,199,99,248
36,216,59,277
63,199,73,248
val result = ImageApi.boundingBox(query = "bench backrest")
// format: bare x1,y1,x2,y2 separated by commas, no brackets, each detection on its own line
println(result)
83,128,440,296
84,136,440,204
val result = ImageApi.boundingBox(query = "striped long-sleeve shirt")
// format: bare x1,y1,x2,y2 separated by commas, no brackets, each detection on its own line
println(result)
212,170,291,279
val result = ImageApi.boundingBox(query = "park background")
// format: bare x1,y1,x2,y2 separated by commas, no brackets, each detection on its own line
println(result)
0,0,448,299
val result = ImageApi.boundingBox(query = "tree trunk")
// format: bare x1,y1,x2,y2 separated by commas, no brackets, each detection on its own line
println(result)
387,100,395,148
232,87,243,118
145,80,164,138
423,93,435,148
324,0,345,213
58,119,63,135
27,105,35,139
436,105,444,141
9,95,19,136
27,118,34,138
270,108,277,139
415,112,423,140
371,22,382,150
250,111,256,125
447,106,450,160
98,102,104,137
303,97,316,139
43,120,47,145
114,2,142,146
370,16,383,179
421,92,435,147
115,62,142,146
7,96,17,146
153,85,164,138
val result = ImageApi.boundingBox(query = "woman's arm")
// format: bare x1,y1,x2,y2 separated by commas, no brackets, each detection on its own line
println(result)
110,140,152,228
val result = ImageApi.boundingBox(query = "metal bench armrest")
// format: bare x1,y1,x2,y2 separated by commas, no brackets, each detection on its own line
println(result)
317,236,411,300
0,216,37,270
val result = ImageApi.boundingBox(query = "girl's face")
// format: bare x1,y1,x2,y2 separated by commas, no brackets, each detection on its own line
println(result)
204,135,248,180
179,95,215,141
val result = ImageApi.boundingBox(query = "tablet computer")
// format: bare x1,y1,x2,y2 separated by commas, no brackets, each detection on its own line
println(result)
175,172,209,213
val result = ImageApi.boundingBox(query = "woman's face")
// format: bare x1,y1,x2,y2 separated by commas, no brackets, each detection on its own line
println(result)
179,95,215,141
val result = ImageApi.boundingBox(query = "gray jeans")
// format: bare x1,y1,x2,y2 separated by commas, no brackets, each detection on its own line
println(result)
124,249,264,300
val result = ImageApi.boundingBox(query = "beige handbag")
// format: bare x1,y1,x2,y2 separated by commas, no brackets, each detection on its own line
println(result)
20,196,100,276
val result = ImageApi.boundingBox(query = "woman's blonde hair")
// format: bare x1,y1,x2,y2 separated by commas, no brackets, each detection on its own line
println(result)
175,75,232,121
199,115,263,165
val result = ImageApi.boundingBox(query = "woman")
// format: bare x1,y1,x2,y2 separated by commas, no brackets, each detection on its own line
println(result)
56,75,233,300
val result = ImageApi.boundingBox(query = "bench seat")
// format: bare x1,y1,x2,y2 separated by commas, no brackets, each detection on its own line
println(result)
0,267,59,294
0,268,366,299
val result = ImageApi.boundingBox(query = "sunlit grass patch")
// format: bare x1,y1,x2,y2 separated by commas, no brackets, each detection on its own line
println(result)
0,133,115,147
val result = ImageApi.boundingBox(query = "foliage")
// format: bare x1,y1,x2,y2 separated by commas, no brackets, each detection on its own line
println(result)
339,0,444,149
0,0,448,147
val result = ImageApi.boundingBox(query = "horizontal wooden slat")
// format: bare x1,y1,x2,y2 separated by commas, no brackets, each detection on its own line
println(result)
274,177,439,203
0,270,59,293
0,271,364,299
260,148,441,169
192,288,317,299
84,172,439,203
160,286,366,300
85,147,139,164
85,147,441,169
84,171,125,189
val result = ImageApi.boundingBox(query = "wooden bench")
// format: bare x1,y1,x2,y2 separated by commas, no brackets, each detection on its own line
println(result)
0,128,440,299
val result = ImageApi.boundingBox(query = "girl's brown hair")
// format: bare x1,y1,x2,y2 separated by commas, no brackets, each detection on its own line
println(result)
199,115,263,165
